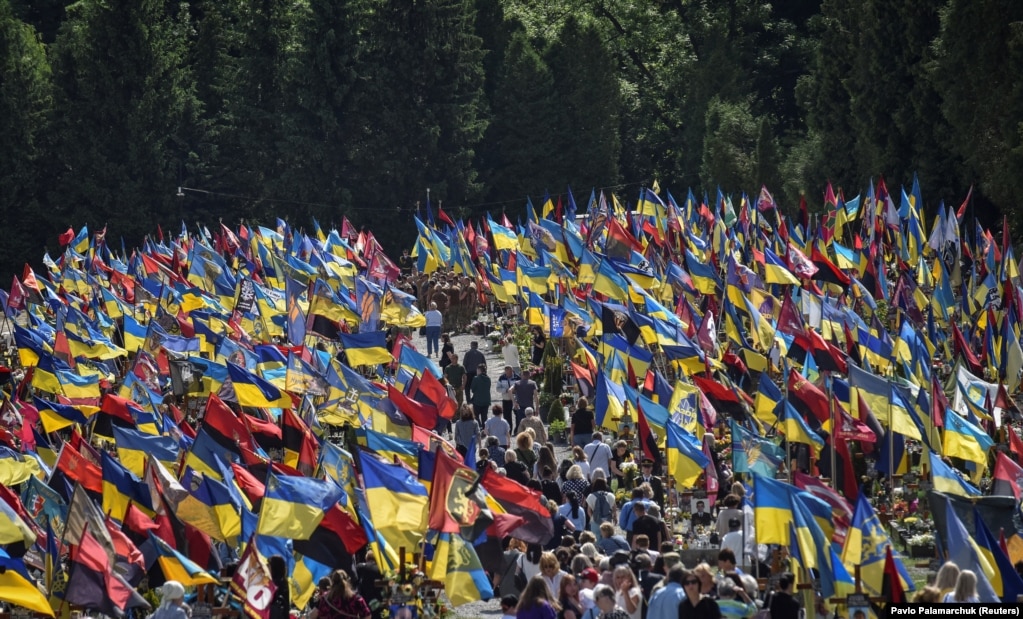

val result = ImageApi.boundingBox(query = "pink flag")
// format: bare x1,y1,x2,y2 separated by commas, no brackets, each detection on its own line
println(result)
702,435,718,508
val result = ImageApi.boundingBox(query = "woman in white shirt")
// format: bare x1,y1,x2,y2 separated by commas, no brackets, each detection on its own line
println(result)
942,570,980,603
502,341,521,374
612,565,643,619
539,551,568,598
518,543,544,584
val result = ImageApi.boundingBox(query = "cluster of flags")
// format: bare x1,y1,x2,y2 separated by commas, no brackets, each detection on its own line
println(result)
0,218,564,615
1,171,1023,610
411,178,1023,600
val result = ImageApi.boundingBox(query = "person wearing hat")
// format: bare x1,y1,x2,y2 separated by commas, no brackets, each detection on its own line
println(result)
151,581,189,619
634,458,665,508
578,567,600,615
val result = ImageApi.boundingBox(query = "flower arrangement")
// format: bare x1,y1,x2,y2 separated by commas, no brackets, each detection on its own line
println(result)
376,563,453,619
908,533,934,548
621,461,639,490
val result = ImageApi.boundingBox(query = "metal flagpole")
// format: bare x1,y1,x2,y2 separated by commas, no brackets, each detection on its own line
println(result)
826,371,837,490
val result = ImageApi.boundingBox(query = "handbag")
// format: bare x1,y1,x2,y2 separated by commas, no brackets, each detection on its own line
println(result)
514,554,528,590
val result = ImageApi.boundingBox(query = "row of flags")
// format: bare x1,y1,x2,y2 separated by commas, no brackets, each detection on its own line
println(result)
0,172,1019,609
0,216,565,614
409,178,1023,600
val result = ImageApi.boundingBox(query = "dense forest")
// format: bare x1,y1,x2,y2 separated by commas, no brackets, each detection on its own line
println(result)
1,0,1021,277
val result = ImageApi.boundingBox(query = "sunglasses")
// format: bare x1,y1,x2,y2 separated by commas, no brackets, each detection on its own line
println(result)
684,580,699,586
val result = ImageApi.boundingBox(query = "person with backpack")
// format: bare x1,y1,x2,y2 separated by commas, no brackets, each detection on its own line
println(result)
586,477,616,535
557,491,588,536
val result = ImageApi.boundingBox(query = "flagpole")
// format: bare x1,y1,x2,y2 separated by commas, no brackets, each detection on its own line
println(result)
888,391,895,494
826,371,837,491
781,357,791,482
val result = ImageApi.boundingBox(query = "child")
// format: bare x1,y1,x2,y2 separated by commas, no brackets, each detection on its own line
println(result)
500,594,519,619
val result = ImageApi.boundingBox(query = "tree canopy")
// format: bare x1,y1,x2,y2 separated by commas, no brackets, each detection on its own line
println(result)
1,0,1021,277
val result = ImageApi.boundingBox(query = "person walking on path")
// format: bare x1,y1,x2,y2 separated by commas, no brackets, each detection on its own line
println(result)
469,365,492,424
425,302,443,357
462,340,486,374
583,433,613,482
517,407,548,446
485,404,512,447
443,352,467,407
570,397,594,449
512,373,540,429
503,339,522,374
497,366,520,425
439,333,455,369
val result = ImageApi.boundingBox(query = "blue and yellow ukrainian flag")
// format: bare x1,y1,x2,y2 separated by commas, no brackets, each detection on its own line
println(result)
665,419,709,487
34,396,94,433
256,470,343,540
972,506,1023,600
594,370,626,428
487,216,519,251
763,247,800,285
357,427,420,469
928,451,981,497
941,499,999,602
175,467,242,542
291,552,334,608
100,451,154,522
147,532,219,586
776,400,824,450
754,371,782,425
943,410,994,472
0,547,54,615
593,258,630,301
423,531,494,606
339,331,392,367
752,473,797,546
112,426,178,477
684,250,719,294
228,362,292,408
360,454,429,558
32,355,100,399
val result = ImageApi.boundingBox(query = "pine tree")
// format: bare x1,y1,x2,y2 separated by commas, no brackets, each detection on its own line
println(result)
0,0,53,274
934,0,1023,219
286,0,365,223
48,0,201,244
545,15,621,191
478,26,559,204
347,0,487,248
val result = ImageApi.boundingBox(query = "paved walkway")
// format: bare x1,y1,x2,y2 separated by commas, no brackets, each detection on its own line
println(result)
417,329,572,617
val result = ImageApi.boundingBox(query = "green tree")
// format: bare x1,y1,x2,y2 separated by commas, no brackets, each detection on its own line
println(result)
788,0,859,206
478,27,559,204
934,0,1023,222
48,0,201,244
285,0,365,224
346,0,488,249
544,15,622,191
213,0,298,224
848,0,945,199
9,0,71,43
701,97,759,193
0,0,53,274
